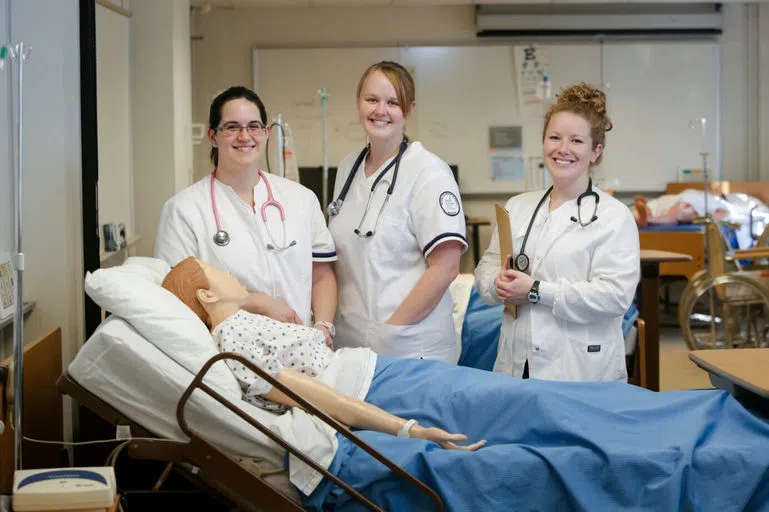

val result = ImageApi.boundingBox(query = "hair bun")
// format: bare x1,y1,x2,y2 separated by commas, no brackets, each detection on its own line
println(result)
557,83,613,133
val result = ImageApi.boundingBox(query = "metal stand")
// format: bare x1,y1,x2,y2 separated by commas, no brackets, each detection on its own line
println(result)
274,114,285,178
319,88,329,211
701,150,711,266
2,41,31,472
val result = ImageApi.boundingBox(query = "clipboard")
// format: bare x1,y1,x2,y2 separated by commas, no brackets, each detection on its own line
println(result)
494,204,518,319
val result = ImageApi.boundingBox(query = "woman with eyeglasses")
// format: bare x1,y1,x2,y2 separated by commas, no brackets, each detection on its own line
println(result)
329,62,467,363
474,83,639,382
155,86,337,346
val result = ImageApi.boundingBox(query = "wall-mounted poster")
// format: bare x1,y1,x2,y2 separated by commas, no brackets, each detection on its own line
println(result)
513,44,550,112
0,252,15,320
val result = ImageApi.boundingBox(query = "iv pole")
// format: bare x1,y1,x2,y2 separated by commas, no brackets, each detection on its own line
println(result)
275,114,285,178
2,41,30,471
319,88,329,212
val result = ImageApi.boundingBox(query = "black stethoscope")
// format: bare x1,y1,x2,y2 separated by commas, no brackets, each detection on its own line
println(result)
513,178,599,272
327,136,409,238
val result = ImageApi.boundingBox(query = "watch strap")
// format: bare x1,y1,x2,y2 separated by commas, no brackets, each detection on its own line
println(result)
314,321,335,337
397,419,418,438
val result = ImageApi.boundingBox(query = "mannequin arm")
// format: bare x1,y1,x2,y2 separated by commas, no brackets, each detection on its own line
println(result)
263,368,485,451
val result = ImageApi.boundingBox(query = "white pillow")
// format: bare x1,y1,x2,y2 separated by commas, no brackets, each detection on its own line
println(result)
122,257,171,284
84,258,240,398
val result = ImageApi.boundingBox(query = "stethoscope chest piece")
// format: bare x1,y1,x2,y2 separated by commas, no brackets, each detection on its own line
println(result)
514,253,530,272
214,230,230,247
327,200,342,217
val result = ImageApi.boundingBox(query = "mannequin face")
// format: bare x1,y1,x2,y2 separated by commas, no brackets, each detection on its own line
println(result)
197,260,249,305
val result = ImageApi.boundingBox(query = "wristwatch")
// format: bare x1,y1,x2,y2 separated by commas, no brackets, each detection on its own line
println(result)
528,280,541,304
314,320,335,337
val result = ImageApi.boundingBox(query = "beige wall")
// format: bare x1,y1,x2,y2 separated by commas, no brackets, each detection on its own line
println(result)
190,4,769,271
761,3,769,176
132,0,192,258
0,0,84,443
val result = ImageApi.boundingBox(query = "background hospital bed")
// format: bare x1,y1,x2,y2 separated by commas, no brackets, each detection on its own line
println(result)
639,181,769,280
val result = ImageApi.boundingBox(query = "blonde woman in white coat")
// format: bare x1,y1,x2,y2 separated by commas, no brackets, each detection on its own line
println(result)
474,83,639,382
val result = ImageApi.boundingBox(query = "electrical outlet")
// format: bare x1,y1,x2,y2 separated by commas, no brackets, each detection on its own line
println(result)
116,424,131,440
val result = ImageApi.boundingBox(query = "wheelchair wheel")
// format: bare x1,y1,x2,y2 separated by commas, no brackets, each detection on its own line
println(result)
680,273,769,351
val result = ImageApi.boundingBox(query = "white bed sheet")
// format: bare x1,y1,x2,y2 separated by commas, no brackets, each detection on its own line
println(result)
69,315,376,495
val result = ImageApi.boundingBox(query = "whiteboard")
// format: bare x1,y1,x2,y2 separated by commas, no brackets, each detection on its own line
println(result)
96,4,133,250
253,42,719,194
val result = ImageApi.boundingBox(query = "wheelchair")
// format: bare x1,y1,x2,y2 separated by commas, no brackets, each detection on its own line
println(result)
679,220,769,351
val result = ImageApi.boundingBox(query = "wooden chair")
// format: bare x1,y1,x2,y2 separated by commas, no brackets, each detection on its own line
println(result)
626,318,647,388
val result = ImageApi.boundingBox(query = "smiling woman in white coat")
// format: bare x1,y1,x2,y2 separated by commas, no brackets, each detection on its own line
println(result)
155,86,338,347
474,83,640,382
329,62,467,363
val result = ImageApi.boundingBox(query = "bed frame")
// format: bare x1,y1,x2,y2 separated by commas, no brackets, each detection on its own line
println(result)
639,181,769,280
58,353,444,512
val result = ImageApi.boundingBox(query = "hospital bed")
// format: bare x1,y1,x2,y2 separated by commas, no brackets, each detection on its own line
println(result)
639,181,769,280
58,316,437,512
60,260,769,510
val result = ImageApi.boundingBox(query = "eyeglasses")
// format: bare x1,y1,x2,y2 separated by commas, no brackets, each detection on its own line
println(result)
216,121,267,137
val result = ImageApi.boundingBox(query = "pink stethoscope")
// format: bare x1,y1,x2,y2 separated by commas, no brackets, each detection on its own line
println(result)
210,169,297,251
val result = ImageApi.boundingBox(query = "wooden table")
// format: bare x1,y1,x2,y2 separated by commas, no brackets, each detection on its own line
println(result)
466,216,491,266
639,250,692,391
689,349,769,399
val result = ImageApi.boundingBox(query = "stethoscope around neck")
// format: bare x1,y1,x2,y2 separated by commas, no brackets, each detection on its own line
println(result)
327,135,409,238
211,169,297,251
513,178,599,273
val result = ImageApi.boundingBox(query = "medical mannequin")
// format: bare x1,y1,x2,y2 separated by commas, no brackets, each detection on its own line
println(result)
633,188,730,227
155,86,337,346
329,61,467,363
474,83,640,382
162,257,484,450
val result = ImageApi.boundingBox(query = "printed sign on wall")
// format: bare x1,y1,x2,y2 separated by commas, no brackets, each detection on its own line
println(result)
513,44,550,112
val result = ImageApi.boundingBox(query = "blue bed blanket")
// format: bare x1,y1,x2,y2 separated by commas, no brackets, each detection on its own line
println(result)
306,356,769,512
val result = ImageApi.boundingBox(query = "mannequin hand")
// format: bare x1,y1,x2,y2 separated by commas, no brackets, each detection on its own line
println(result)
262,297,301,324
495,269,534,305
411,425,487,451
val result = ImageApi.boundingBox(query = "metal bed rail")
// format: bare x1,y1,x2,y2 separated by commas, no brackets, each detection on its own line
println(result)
177,352,444,512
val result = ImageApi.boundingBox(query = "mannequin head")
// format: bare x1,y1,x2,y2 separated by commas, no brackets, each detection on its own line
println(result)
162,257,249,327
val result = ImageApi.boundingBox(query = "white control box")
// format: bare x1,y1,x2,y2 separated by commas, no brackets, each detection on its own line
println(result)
12,467,116,512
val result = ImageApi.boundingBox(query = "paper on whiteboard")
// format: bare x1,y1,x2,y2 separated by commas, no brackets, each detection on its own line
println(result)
491,152,524,181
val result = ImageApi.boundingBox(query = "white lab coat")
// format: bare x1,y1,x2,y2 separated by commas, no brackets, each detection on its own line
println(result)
155,173,336,325
474,188,640,382
330,142,467,363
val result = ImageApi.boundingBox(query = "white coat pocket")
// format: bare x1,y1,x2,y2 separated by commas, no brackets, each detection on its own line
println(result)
562,331,614,382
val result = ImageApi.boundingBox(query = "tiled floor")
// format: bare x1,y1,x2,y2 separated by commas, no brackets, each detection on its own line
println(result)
659,327,714,391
